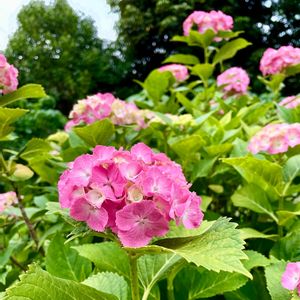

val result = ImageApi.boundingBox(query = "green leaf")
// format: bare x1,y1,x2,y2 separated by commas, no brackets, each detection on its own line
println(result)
192,157,217,180
231,184,278,222
222,156,283,195
46,235,91,281
265,261,290,300
285,63,300,76
283,155,300,184
217,30,243,39
0,107,28,138
156,217,251,278
175,265,248,299
239,228,278,241
73,242,130,281
213,38,252,64
83,272,129,300
243,250,270,270
0,84,46,106
163,54,199,65
176,93,194,114
191,64,215,83
138,253,181,300
74,119,115,147
277,105,300,123
20,138,52,163
188,29,216,48
3,265,117,300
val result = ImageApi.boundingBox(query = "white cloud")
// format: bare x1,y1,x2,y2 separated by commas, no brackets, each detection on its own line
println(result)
0,0,118,50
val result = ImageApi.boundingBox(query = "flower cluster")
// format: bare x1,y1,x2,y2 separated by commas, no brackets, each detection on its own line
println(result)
281,262,300,297
58,143,203,247
65,93,152,131
248,123,300,155
260,46,300,76
183,10,233,37
0,54,18,95
279,95,300,109
158,64,189,82
217,67,250,95
0,192,17,212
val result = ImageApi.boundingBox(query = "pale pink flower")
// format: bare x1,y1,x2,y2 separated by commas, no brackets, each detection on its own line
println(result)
281,262,300,296
279,95,300,109
0,54,18,94
158,64,189,82
217,67,250,95
260,46,300,76
0,192,17,212
248,123,300,154
183,10,233,37
115,201,169,248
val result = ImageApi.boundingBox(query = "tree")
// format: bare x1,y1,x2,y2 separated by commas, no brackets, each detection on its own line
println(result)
5,0,127,112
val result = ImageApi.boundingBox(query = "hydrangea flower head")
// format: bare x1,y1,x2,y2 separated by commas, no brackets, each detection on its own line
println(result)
260,46,300,76
248,123,300,155
58,143,204,247
158,64,189,82
281,262,300,296
65,93,152,130
279,95,300,109
183,10,233,37
0,192,17,212
217,67,250,95
0,54,18,94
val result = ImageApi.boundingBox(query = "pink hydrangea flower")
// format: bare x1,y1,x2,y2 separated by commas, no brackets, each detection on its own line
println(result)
0,191,17,212
217,67,250,95
281,262,300,296
279,95,300,109
183,10,233,37
260,46,300,76
65,93,152,130
158,64,189,82
248,123,300,155
58,143,204,248
0,54,18,94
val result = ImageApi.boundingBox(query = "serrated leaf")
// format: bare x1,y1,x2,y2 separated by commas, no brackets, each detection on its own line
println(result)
73,242,130,281
138,253,181,299
213,38,251,64
73,119,115,147
239,228,278,241
156,217,251,278
163,54,199,65
243,251,270,270
46,235,91,281
0,84,46,106
3,265,117,300
83,272,129,300
0,107,28,138
265,261,290,300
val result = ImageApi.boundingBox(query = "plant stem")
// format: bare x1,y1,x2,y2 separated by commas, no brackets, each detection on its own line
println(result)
10,256,26,271
129,251,140,300
167,260,185,300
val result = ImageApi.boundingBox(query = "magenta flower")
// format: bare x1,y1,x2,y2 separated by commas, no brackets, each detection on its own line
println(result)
260,46,300,76
281,262,300,296
158,64,189,82
217,67,250,95
0,54,18,95
279,95,300,109
58,143,204,247
248,123,300,155
183,10,233,37
115,201,169,248
0,191,17,212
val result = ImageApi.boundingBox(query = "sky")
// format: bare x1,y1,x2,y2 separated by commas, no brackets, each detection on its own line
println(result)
0,0,119,50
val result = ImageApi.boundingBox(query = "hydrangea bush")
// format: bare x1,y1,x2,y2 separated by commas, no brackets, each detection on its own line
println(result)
0,9,300,300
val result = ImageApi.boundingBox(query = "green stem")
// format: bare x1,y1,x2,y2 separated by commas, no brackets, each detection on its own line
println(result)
167,260,185,300
129,251,140,300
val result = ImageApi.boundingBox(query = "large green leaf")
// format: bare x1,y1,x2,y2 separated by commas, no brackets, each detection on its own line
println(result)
156,217,251,278
0,107,28,138
138,253,181,300
239,228,278,241
83,272,129,300
46,235,91,281
73,119,115,147
283,155,300,185
73,242,130,281
188,29,216,48
3,265,117,300
243,251,270,270
191,64,215,83
20,138,52,163
213,38,252,64
231,184,277,222
0,84,46,106
265,261,290,300
163,54,199,65
285,63,300,76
